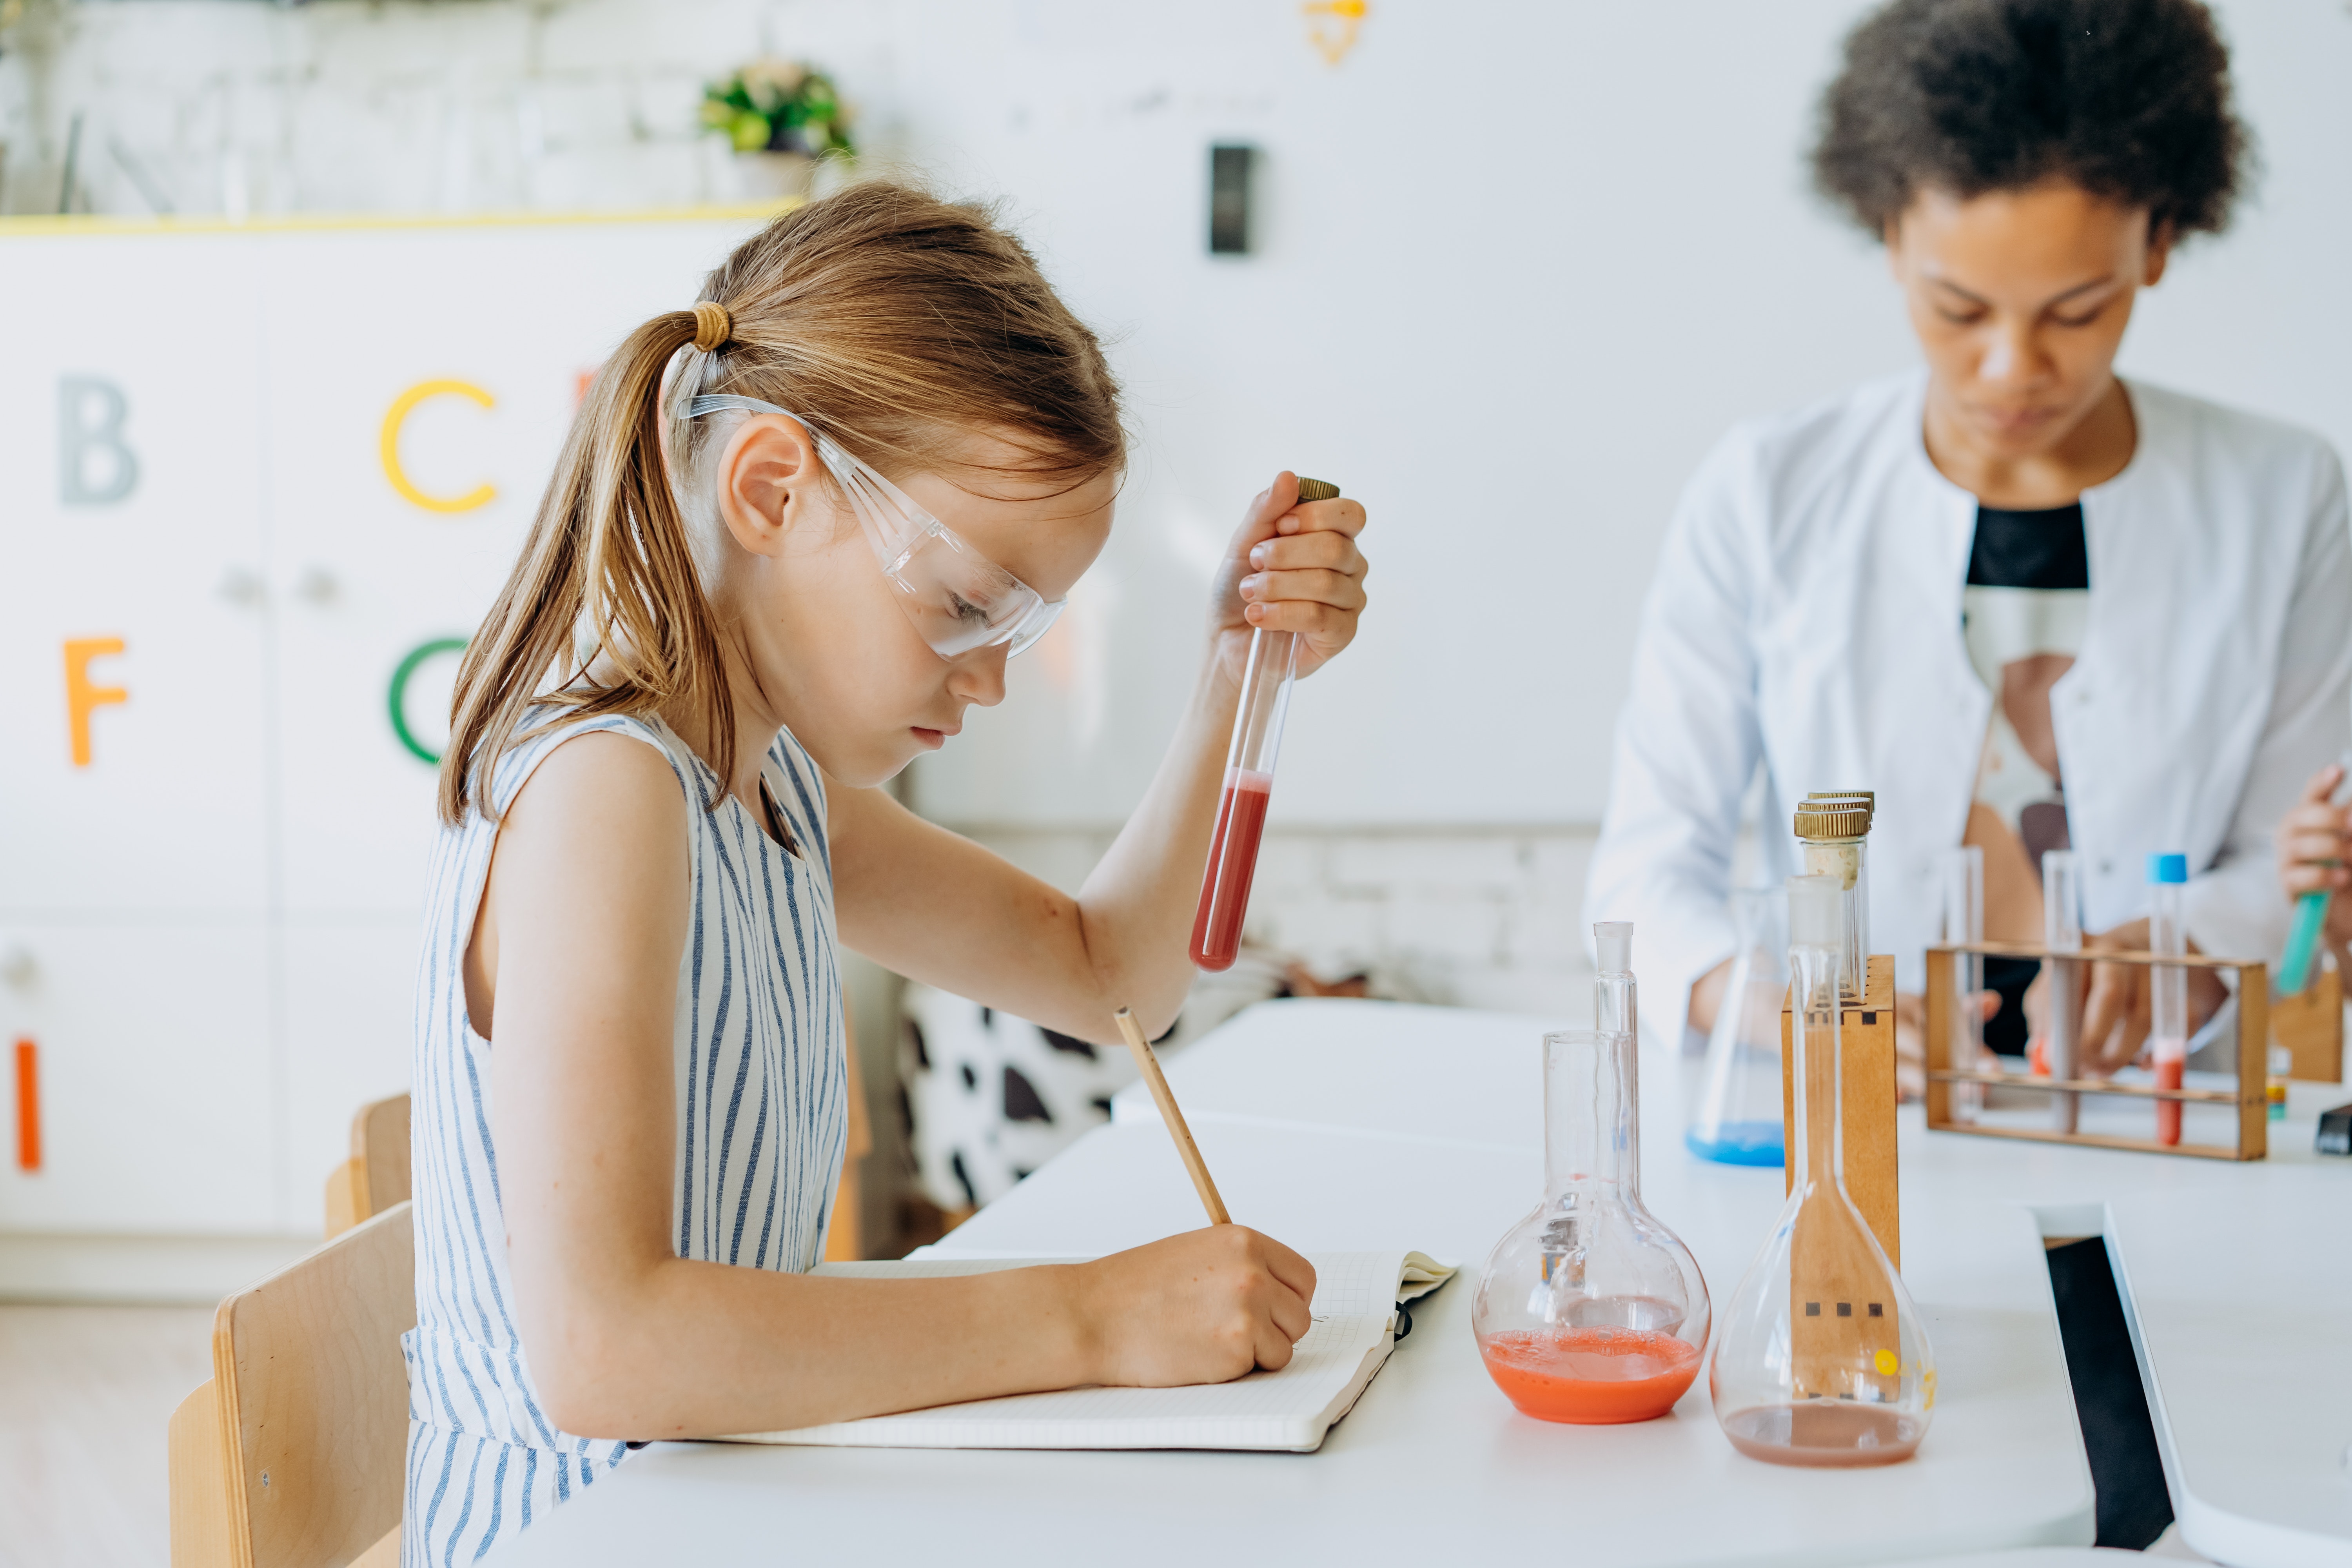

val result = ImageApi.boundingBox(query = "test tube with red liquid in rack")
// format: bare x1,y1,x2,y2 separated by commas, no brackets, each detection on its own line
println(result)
2148,853,2189,1145
1189,477,1340,972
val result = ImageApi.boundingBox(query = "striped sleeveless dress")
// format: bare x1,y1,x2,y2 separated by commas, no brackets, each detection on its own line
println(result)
402,712,849,1565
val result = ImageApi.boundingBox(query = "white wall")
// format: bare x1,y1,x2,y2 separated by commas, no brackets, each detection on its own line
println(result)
889,0,2352,828
14,0,2346,835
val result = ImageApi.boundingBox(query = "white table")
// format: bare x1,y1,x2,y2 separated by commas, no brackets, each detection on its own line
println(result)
1111,999,2352,1568
497,998,2137,1568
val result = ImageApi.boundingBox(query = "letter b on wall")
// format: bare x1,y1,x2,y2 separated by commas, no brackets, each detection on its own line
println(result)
59,376,139,506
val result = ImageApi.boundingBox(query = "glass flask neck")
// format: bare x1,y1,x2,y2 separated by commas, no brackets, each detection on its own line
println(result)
1544,1029,1639,1201
1788,942,1843,1193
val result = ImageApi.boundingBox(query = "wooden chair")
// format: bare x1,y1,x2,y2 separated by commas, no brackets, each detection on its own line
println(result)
169,1200,414,1568
324,1094,410,1240
172,1031,863,1566
823,1020,874,1261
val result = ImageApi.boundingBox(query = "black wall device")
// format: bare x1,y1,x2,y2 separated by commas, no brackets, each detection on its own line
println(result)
1209,144,1255,255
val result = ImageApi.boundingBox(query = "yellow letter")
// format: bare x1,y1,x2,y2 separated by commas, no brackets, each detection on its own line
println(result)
63,637,128,768
381,379,497,514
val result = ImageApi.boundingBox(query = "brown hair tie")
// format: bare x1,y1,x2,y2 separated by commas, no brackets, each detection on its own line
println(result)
691,301,732,352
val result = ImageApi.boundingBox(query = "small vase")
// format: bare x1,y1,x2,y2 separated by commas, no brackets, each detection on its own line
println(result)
1471,1027,1711,1423
733,151,815,201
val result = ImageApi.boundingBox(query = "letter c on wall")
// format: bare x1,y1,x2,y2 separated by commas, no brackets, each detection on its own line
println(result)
388,637,469,764
381,380,496,514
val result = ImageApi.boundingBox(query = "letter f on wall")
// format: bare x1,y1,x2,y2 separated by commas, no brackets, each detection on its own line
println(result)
63,638,128,767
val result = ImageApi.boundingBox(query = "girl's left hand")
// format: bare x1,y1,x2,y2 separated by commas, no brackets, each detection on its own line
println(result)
1207,472,1369,683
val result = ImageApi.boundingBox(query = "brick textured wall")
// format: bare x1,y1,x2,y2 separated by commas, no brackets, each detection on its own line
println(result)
0,0,892,218
961,824,1604,1016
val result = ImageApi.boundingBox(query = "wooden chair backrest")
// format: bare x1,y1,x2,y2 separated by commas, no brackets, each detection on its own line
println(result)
214,1200,415,1568
325,1093,410,1239
822,1019,873,1261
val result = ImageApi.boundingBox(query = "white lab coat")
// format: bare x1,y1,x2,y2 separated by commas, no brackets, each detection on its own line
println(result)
1586,370,2352,1044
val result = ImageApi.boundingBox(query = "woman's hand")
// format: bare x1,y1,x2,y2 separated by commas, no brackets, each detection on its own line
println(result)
1207,473,1369,683
2278,762,2352,947
1070,1226,1317,1386
1891,989,2002,1101
2018,919,2227,1076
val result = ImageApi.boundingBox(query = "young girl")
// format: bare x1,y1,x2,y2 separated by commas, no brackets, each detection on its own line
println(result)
404,183,1370,1559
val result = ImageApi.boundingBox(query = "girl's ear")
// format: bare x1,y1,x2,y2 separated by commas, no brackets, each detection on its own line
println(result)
714,415,821,558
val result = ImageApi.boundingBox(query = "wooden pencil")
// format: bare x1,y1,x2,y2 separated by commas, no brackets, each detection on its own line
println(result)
1112,1006,1231,1225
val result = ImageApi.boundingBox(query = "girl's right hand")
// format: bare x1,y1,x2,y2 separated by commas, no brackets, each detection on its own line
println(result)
1069,1227,1317,1387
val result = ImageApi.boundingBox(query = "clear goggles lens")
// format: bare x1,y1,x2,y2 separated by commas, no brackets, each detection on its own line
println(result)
685,394,1065,660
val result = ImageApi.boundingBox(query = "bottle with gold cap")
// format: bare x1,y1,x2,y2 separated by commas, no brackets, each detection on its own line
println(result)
1191,477,1342,972
1794,791,1873,1001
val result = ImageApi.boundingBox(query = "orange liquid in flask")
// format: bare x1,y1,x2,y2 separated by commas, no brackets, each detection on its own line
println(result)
1478,1328,1701,1424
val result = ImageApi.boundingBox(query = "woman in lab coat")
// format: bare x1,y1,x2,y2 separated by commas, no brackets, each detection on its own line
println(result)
1586,0,2352,1083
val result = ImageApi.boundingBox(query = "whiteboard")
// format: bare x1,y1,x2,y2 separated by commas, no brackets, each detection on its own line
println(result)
892,0,2352,828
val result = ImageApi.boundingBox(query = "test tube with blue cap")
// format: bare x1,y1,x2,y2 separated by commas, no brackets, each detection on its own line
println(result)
2148,853,2189,1146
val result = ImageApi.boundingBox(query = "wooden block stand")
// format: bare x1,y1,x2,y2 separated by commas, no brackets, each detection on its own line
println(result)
1924,941,2268,1160
1779,955,1903,1400
1780,955,1900,1268
2272,957,2344,1085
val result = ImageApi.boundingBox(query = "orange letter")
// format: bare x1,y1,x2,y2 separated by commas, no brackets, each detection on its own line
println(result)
15,1039,39,1173
63,637,128,767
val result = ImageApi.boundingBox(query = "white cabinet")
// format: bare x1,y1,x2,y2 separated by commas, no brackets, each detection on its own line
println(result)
0,925,276,1232
0,234,274,916
0,211,773,1241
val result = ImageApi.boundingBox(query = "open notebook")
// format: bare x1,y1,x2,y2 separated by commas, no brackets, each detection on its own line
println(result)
722,1250,1454,1454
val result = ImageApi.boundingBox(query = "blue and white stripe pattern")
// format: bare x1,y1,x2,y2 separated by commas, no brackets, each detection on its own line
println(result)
402,711,848,1564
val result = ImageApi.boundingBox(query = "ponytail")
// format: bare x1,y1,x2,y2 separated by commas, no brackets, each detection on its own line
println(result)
436,310,735,824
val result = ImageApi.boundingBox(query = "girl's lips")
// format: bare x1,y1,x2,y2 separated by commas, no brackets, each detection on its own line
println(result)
911,726,956,749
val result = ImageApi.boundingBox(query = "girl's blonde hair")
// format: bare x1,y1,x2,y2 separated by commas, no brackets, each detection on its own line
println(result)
437,182,1125,825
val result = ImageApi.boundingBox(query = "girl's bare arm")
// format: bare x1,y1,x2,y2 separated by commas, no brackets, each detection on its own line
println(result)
478,733,1314,1439
828,480,1368,1044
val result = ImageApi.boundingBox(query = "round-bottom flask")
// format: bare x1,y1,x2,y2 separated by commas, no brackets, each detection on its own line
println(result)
1473,1028,1710,1424
1686,886,1790,1165
1710,875,1934,1465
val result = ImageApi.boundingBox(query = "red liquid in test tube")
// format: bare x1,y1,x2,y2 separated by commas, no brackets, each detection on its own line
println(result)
1188,477,1338,973
1190,769,1274,971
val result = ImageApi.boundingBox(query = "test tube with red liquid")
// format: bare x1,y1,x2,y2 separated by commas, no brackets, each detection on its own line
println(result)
1189,477,1340,972
2148,853,2189,1145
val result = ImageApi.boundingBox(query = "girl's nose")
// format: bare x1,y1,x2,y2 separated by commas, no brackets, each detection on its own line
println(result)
949,646,1009,707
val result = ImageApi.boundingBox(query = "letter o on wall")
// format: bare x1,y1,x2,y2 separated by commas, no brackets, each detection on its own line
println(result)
381,380,496,513
388,638,469,764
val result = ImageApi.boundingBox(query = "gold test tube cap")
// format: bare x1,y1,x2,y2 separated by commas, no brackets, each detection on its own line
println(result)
1795,799,1871,841
1296,477,1341,502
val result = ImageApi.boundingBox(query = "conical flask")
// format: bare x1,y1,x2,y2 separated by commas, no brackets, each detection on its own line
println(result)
1472,1027,1711,1423
1686,886,1791,1165
1709,873,1934,1465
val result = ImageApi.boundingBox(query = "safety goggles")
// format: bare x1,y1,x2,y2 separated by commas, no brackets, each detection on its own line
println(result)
684,394,1066,659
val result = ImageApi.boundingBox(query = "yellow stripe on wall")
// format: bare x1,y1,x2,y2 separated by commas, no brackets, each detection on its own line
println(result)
0,198,801,240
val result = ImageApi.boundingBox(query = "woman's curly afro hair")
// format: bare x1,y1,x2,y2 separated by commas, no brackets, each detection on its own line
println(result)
1813,0,2250,241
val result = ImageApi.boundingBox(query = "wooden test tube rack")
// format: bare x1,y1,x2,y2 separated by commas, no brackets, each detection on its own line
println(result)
1924,941,2269,1161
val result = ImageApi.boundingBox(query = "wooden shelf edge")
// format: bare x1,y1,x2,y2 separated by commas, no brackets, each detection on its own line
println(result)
1924,1068,2245,1104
